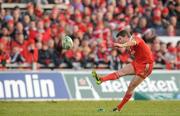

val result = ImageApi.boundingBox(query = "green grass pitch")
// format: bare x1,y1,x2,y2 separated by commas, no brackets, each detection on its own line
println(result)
0,100,180,116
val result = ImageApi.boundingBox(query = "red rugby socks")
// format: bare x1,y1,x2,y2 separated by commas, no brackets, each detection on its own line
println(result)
100,72,118,82
117,92,132,110
100,71,124,82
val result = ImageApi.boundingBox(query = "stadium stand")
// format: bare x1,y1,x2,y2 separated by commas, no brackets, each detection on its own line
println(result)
0,0,180,70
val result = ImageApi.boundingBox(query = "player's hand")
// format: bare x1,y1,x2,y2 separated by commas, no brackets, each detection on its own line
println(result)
113,43,123,48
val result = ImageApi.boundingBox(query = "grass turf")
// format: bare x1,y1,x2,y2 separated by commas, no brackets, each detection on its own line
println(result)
0,100,180,116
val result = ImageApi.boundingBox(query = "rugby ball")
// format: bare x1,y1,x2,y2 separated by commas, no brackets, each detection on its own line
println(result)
62,36,73,49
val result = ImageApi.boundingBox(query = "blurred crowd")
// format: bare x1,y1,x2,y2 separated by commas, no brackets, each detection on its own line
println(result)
2,0,69,4
0,0,180,70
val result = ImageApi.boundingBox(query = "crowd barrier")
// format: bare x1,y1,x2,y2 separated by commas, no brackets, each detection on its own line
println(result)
0,70,180,101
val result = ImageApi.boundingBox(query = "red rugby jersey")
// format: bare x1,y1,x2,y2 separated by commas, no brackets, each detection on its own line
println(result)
130,36,154,63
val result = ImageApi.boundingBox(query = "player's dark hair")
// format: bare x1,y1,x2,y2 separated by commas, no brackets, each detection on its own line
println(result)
116,30,131,38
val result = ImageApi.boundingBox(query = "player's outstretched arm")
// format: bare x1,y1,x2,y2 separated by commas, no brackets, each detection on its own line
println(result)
114,38,137,48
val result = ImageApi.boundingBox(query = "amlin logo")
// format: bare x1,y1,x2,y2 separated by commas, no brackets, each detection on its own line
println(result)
0,74,55,99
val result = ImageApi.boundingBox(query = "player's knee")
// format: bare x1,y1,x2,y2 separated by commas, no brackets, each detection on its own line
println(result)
115,71,126,78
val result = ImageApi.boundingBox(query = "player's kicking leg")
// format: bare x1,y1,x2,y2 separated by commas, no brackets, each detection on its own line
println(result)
92,70,102,85
113,75,144,112
92,63,135,85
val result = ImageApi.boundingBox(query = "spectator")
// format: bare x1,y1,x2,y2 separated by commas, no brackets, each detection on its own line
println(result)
125,5,134,22
88,40,98,67
38,43,51,67
142,29,156,43
72,0,84,12
0,27,11,52
95,44,110,68
0,9,6,22
161,7,170,26
130,16,139,32
167,0,176,16
152,37,163,65
11,46,25,64
135,17,148,34
25,3,36,21
11,34,27,54
0,42,10,68
144,8,152,23
34,3,43,18
23,41,38,64
160,42,167,57
12,6,21,23
165,42,177,69
152,16,165,35
96,12,104,24
73,48,83,69
154,42,167,66
82,0,91,7
36,20,51,43
109,49,120,70
14,22,28,39
83,23,93,40
23,15,31,32
81,44,93,68
169,16,178,29
7,20,15,39
84,6,91,17
50,24,58,39
48,39,61,67
166,24,176,36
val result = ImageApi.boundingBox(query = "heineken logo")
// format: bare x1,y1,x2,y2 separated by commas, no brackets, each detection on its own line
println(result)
101,77,178,93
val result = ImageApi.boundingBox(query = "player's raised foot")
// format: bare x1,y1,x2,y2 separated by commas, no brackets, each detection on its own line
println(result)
112,107,121,112
92,70,102,85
